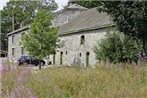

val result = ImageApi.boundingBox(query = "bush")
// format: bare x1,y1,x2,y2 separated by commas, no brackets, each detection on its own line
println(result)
94,32,143,63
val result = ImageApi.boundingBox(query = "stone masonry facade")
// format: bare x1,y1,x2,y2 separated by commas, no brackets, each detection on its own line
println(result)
7,2,114,66
49,29,107,66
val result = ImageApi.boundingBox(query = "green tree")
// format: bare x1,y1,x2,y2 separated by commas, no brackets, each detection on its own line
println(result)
1,0,58,51
94,32,143,63
21,10,58,69
77,1,147,50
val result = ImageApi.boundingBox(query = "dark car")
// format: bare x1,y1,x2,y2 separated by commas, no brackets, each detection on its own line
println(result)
18,56,45,66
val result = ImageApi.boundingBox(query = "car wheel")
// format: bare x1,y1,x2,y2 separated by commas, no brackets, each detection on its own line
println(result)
35,63,38,66
41,61,45,66
18,64,22,66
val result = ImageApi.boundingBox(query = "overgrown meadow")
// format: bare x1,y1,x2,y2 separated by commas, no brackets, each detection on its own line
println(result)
1,62,147,98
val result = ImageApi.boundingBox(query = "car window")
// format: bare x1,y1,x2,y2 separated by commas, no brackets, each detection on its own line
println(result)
32,57,37,60
25,56,31,60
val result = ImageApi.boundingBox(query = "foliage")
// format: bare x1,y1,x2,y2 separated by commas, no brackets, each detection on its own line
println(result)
77,1,147,49
1,0,58,50
94,32,143,63
21,10,58,60
2,62,147,98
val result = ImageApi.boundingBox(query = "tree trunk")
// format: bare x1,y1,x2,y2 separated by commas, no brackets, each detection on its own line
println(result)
39,60,41,70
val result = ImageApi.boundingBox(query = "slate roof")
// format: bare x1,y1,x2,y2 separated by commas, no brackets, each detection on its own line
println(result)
7,8,114,36
58,8,114,35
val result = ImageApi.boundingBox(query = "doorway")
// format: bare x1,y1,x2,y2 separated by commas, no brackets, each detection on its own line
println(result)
60,51,63,65
53,53,56,64
86,52,90,66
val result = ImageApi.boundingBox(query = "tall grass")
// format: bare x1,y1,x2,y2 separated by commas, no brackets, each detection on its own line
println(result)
1,63,37,98
2,63,147,98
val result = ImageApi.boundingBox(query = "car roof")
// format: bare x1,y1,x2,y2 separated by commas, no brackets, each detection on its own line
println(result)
21,55,30,57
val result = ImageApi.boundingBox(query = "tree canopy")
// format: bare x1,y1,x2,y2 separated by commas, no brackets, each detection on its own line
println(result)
21,10,58,69
94,32,142,63
1,0,58,51
77,0,147,50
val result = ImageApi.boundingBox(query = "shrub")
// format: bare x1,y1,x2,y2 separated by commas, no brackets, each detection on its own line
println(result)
94,32,143,63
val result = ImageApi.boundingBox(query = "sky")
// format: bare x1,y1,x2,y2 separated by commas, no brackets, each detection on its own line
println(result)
0,0,68,10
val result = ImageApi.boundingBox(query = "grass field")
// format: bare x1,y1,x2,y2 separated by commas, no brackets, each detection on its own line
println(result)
1,63,147,98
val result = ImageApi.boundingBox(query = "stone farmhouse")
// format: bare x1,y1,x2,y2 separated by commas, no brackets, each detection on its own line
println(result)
7,1,115,66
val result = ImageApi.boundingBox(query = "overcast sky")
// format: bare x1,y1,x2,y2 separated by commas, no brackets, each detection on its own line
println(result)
0,0,68,10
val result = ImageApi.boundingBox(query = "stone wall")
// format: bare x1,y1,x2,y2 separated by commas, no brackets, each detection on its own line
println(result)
49,29,108,66
8,27,113,66
8,31,28,62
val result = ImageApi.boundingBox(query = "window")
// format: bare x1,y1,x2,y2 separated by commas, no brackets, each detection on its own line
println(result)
60,51,63,65
21,47,24,55
80,35,85,45
53,53,56,64
12,35,15,43
66,51,68,55
12,48,15,56
86,52,90,66
80,53,82,57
